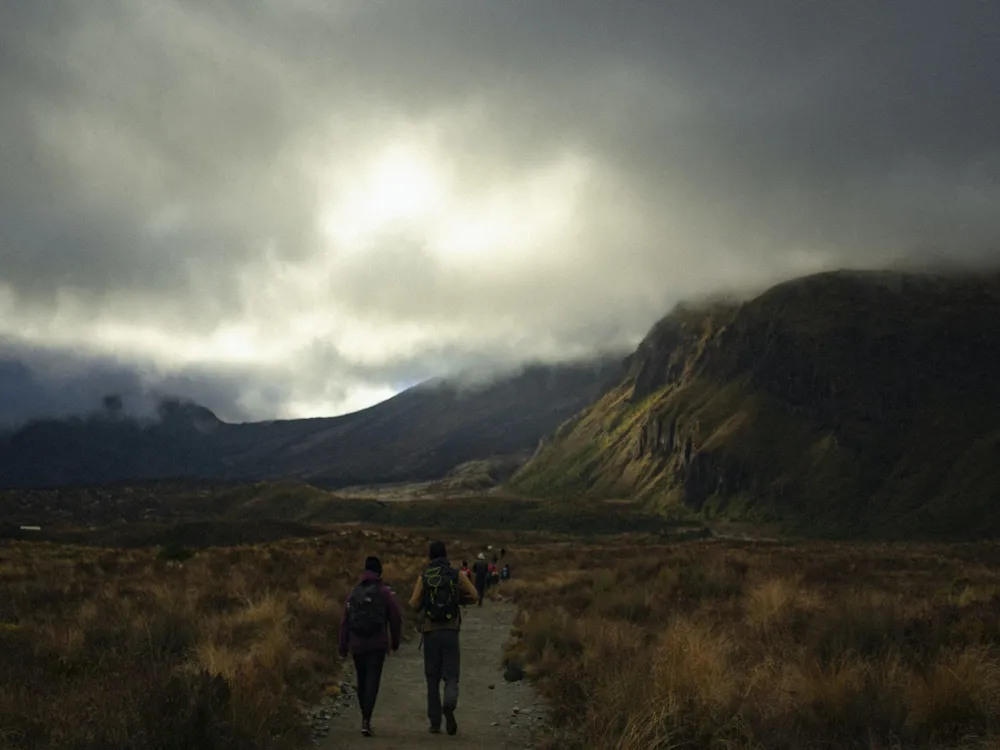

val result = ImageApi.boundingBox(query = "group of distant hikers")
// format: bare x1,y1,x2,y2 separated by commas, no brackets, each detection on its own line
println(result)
461,547,510,606
337,541,511,738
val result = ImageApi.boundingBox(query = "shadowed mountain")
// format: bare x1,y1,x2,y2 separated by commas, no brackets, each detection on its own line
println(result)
0,359,623,488
511,270,1000,538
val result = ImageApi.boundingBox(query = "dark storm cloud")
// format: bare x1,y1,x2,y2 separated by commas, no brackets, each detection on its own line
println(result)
598,2,1000,263
1,1,998,419
0,332,625,427
0,338,258,426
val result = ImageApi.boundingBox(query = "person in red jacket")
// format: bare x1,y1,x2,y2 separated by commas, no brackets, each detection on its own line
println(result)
338,556,402,737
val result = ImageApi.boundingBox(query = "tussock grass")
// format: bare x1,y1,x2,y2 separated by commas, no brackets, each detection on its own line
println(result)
0,529,432,750
8,525,1000,749
501,540,1000,749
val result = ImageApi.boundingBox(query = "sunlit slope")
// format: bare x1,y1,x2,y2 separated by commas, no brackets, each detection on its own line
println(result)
512,270,1000,536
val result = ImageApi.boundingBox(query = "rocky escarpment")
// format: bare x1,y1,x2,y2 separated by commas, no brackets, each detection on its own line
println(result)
634,411,751,509
512,270,1000,537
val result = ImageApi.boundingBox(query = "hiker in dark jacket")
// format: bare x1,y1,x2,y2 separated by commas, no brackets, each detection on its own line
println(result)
409,541,478,736
338,556,402,738
471,552,490,606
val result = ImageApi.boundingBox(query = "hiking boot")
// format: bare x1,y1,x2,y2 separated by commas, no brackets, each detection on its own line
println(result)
444,709,458,736
361,719,372,737
429,725,441,734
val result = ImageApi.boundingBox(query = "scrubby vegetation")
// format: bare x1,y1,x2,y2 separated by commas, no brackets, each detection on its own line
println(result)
502,539,1000,749
0,481,705,542
0,529,429,750
6,524,1000,749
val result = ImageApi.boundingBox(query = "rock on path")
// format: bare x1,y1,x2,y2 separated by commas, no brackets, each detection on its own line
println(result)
316,603,544,749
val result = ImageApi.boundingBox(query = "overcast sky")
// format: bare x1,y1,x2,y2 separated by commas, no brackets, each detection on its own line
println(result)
2,1,998,424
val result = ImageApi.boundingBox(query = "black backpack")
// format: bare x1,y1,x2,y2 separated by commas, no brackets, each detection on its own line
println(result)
347,581,387,636
422,563,460,623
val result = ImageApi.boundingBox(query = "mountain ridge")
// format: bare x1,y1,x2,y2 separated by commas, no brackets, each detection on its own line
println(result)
511,269,1000,537
0,357,624,489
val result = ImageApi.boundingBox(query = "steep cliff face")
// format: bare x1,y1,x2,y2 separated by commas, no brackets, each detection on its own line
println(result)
511,270,1000,536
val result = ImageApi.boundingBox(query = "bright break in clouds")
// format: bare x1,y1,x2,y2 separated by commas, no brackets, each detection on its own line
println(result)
1,1,998,423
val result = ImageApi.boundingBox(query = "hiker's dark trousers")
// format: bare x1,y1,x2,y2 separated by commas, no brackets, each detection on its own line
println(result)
353,649,387,721
423,629,460,728
475,579,487,606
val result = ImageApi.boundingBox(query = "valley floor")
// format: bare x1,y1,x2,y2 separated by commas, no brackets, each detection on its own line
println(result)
5,520,1000,749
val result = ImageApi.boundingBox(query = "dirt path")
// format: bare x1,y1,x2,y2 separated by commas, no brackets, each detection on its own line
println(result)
318,603,543,749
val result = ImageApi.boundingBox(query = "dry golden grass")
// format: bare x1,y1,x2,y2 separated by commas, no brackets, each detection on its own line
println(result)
501,539,1000,749
7,527,1000,750
0,529,435,750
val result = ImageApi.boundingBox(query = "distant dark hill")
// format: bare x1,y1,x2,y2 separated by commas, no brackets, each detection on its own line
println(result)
511,270,1000,538
0,359,623,488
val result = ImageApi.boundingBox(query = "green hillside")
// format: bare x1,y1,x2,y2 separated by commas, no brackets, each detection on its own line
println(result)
511,270,1000,538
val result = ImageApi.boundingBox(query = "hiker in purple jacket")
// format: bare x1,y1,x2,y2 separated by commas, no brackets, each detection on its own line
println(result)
338,556,403,737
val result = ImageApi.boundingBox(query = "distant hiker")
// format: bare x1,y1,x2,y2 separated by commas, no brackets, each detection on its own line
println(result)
460,560,471,580
472,552,490,606
338,556,402,738
499,547,506,560
501,563,510,582
490,555,500,587
408,540,478,736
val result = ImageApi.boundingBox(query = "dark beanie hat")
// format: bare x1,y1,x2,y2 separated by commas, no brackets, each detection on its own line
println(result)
429,540,446,560
364,556,382,575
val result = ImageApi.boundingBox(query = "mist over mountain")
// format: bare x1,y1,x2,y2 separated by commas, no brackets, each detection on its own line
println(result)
513,269,1000,537
0,356,622,489
0,339,267,428
2,2,998,424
